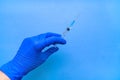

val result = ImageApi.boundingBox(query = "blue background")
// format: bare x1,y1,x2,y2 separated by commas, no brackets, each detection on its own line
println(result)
0,0,120,80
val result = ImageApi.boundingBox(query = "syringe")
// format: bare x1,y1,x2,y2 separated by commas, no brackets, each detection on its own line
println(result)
62,15,79,37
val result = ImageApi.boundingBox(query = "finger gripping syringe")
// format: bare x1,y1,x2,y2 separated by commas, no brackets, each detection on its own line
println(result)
42,15,79,52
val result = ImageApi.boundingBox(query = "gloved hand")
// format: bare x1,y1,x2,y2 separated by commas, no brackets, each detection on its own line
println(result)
0,32,66,80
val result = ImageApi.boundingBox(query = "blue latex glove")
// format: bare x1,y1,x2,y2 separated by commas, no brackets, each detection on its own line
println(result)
0,32,66,80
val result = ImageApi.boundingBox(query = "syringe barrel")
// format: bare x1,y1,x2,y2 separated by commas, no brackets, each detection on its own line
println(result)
70,20,76,27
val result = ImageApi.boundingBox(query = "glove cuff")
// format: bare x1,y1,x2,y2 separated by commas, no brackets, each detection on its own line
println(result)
0,61,23,80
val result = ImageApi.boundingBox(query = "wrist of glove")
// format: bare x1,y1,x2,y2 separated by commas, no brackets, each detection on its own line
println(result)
0,32,66,80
